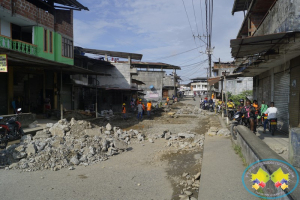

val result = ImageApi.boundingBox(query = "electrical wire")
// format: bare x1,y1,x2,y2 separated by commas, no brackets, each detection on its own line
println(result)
147,46,204,62
192,0,200,37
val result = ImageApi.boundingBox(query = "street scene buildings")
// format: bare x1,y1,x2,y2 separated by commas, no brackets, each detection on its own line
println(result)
0,0,300,200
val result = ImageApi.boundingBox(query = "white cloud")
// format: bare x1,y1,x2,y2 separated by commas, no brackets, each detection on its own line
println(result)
74,0,244,81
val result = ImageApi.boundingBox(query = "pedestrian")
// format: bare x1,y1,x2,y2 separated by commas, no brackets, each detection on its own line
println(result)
258,100,268,124
137,102,143,121
147,100,152,117
263,102,278,135
122,103,127,120
241,100,256,133
142,103,145,115
167,97,169,105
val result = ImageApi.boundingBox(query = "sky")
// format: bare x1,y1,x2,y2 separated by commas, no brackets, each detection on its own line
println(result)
73,0,244,83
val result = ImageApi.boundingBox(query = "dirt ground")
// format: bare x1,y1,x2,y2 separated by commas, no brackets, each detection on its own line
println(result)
0,98,209,200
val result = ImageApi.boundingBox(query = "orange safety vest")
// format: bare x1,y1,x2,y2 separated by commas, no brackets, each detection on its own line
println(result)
142,104,145,110
147,103,151,111
122,106,126,113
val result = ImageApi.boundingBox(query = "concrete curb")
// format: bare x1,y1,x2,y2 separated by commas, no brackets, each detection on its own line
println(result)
236,125,300,199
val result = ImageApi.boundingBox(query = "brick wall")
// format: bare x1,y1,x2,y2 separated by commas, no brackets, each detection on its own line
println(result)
55,10,73,38
0,0,74,38
0,0,55,29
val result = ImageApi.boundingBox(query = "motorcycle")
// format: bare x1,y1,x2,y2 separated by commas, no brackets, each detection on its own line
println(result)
0,108,25,149
268,118,277,136
209,103,214,112
230,111,252,140
227,108,236,120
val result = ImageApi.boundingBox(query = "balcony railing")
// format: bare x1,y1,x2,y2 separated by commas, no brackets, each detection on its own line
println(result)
0,35,37,56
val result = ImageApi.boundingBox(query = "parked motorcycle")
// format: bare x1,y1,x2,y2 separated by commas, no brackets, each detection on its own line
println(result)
0,108,24,149
230,111,253,139
268,118,277,136
209,103,214,112
227,108,236,120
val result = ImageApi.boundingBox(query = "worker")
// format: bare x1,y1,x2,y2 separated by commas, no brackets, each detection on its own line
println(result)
122,103,127,120
166,97,170,105
136,98,140,105
137,102,143,121
142,103,145,115
147,100,152,117
227,99,235,109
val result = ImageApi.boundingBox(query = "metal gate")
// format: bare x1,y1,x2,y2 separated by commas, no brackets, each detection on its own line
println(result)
289,66,300,127
274,72,290,133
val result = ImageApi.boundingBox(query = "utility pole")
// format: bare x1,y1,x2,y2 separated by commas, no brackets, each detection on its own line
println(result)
205,67,209,95
173,69,177,97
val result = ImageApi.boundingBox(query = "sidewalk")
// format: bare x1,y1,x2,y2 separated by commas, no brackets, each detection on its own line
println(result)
198,117,259,200
23,119,57,134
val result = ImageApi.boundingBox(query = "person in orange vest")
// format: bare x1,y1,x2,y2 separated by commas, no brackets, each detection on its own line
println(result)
147,100,152,117
166,97,169,105
122,103,127,120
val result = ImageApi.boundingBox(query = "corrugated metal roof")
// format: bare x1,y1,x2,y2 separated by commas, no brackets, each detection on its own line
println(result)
131,62,181,70
232,0,252,15
81,48,143,60
54,0,88,10
230,32,290,58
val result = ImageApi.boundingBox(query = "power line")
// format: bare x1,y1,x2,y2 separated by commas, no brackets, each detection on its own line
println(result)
199,0,205,35
192,0,200,37
146,46,204,62
181,0,200,50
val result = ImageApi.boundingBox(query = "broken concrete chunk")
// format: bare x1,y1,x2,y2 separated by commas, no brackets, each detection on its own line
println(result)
106,123,112,131
178,133,195,139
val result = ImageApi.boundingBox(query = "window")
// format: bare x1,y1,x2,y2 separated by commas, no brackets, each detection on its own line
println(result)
49,31,53,53
44,29,48,52
237,80,242,83
62,37,73,58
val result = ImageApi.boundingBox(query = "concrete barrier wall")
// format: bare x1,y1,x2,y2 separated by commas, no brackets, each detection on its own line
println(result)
236,126,300,200
0,113,36,128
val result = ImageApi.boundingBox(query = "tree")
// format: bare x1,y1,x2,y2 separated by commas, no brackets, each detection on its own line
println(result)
227,90,253,106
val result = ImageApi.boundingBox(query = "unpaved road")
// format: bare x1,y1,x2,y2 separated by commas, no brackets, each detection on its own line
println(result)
0,98,208,200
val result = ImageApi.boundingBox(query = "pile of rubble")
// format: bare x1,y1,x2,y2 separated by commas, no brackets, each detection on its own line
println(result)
176,106,202,115
148,130,205,150
178,172,201,200
207,127,230,137
0,119,144,172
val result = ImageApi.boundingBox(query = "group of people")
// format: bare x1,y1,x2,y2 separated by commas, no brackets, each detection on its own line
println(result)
122,98,152,120
200,97,278,134
235,99,278,134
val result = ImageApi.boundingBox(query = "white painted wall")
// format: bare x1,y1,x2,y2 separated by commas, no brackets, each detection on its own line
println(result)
0,19,11,37
94,63,131,89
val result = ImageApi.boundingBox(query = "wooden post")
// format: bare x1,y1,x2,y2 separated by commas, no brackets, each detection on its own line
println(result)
8,66,14,114
95,75,98,118
225,74,229,124
60,68,63,120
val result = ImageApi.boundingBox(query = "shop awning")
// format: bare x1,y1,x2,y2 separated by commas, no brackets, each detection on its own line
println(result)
208,77,221,86
230,32,294,58
0,47,110,76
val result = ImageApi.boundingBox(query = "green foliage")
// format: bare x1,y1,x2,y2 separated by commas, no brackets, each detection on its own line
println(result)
227,90,253,106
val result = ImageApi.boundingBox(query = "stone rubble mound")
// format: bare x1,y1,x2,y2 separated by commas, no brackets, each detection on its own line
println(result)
150,130,205,150
179,172,201,200
176,106,201,115
0,119,143,172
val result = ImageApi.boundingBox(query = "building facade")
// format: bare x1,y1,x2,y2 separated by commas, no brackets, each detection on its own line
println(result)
231,0,300,167
0,0,88,115
213,62,253,95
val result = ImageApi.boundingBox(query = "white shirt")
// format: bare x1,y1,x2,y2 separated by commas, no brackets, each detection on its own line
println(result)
264,107,277,119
